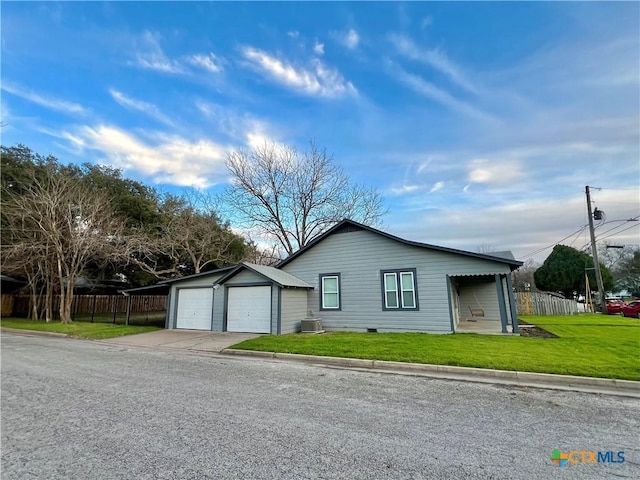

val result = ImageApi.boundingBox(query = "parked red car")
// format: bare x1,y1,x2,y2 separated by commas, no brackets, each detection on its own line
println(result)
605,299,627,315
620,301,640,318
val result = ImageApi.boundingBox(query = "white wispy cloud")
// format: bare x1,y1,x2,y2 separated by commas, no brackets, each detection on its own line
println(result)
109,89,174,127
1,82,87,115
314,40,325,55
63,125,227,188
196,99,281,149
429,181,445,193
388,33,478,94
396,188,640,262
333,28,360,50
185,53,224,73
390,184,420,196
393,67,491,121
131,31,186,74
344,29,360,49
240,46,356,98
467,158,523,185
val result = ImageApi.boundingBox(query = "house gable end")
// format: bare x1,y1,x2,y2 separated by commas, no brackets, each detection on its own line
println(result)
277,219,522,270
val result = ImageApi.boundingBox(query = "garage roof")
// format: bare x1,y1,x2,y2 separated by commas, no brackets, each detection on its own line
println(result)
216,262,313,289
120,266,236,295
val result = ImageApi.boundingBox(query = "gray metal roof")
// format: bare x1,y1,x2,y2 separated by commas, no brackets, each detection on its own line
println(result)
156,266,236,285
120,266,236,295
120,283,171,295
243,262,313,288
216,262,313,288
485,251,516,261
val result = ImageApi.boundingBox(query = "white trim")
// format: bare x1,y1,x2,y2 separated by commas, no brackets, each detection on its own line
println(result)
321,275,340,309
400,271,416,308
384,273,399,309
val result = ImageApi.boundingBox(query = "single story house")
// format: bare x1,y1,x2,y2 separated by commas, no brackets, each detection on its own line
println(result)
149,219,522,334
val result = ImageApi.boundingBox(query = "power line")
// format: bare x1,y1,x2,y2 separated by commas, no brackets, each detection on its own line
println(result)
578,221,640,251
597,222,640,243
520,225,588,260
594,216,640,237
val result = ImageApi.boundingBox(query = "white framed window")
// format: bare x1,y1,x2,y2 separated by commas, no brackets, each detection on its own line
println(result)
381,269,418,310
320,274,341,310
384,273,399,308
400,272,416,308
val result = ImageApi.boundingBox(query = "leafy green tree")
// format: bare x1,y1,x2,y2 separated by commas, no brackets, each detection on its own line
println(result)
2,145,254,307
2,164,129,322
534,245,614,298
79,163,162,229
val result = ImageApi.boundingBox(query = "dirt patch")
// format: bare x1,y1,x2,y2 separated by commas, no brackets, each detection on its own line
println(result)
518,320,558,338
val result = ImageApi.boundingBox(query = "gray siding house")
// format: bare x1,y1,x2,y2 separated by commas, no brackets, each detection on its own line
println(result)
157,219,522,335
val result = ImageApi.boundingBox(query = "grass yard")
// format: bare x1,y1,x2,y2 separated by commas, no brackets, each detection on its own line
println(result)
0,317,161,339
231,314,640,380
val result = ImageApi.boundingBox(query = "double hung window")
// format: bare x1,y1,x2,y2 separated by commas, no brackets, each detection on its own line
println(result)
382,270,418,310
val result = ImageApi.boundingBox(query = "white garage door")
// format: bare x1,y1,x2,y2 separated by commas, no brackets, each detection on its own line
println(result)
227,286,271,333
176,288,213,330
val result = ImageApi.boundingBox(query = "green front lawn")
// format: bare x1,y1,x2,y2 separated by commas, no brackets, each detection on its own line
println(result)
231,314,640,380
0,317,161,339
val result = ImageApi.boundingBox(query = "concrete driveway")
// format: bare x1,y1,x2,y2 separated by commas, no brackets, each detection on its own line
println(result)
100,329,260,353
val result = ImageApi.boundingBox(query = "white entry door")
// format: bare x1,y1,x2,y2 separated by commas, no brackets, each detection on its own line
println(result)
227,286,271,333
176,288,213,330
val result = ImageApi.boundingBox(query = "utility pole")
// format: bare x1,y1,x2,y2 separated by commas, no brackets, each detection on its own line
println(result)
585,186,607,313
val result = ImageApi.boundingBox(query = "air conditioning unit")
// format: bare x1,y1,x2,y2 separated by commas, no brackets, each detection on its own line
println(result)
301,318,323,333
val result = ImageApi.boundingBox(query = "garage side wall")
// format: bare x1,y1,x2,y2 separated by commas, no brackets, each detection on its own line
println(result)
280,289,309,334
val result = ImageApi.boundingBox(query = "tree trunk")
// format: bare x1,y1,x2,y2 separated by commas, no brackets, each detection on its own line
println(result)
29,287,39,321
60,287,73,324
44,281,53,323
57,257,73,323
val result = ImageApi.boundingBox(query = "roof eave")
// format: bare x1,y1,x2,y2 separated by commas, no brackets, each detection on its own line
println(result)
277,219,523,269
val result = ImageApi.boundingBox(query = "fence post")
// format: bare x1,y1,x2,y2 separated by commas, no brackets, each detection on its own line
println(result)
91,294,97,323
125,294,131,326
113,296,118,324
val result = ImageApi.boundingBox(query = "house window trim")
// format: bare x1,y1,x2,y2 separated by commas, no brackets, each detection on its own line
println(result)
380,269,419,311
319,273,341,311
383,273,399,309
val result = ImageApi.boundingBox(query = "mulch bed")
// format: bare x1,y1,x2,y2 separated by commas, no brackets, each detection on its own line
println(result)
517,320,558,338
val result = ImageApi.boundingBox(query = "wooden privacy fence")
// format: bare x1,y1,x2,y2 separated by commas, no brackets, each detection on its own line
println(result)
2,294,166,319
515,292,579,316
0,295,15,317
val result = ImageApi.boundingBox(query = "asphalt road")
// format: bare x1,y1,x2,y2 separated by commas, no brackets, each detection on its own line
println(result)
2,333,638,480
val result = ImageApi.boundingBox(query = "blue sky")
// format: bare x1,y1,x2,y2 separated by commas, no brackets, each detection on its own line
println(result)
2,1,639,262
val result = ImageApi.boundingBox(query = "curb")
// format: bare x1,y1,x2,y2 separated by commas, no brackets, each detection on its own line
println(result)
1,327,69,338
221,349,640,398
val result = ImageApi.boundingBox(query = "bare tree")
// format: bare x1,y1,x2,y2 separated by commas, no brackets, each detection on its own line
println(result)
512,259,540,292
225,141,386,255
157,192,247,274
2,170,128,323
